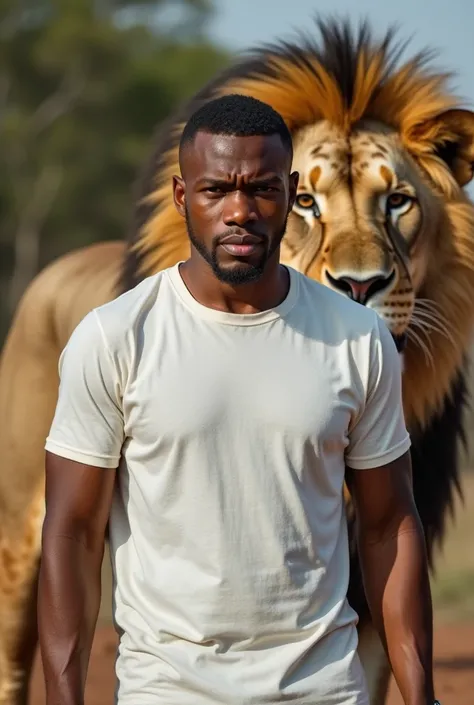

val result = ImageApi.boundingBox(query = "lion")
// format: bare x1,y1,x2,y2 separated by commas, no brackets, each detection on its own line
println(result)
1,16,474,705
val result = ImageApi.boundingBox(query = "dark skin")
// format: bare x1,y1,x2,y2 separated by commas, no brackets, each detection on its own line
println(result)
38,130,435,705
345,454,435,705
38,456,116,704
173,131,298,313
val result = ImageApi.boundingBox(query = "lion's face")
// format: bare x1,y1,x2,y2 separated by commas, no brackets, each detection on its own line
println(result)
131,21,474,428
281,119,441,343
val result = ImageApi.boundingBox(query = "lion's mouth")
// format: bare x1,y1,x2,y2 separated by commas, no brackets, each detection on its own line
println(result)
392,332,407,353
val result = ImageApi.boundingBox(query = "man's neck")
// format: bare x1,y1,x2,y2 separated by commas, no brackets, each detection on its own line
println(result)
178,254,290,315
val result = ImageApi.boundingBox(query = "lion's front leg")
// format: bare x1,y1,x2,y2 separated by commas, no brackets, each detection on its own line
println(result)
357,620,392,705
0,488,44,705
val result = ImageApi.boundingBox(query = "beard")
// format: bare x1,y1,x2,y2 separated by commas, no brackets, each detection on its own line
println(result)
185,208,289,286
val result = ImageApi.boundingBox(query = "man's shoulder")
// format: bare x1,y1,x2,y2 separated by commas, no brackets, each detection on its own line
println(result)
67,266,174,356
94,266,172,332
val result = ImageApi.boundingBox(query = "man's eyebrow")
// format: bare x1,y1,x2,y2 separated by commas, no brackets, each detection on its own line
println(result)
196,178,232,188
196,175,284,187
251,175,284,186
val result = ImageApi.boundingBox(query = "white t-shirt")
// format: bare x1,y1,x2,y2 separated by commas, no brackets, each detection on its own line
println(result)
45,263,410,705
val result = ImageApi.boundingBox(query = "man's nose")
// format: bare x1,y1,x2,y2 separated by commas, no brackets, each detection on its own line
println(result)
223,191,257,226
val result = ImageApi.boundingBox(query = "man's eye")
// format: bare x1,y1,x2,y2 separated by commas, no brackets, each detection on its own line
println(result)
255,185,279,194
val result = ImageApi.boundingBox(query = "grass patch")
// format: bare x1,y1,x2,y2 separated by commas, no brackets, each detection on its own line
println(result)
432,569,474,619
430,472,474,621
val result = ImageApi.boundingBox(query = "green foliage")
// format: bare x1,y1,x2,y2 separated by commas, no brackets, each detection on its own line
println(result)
0,0,231,338
430,473,474,620
432,569,474,620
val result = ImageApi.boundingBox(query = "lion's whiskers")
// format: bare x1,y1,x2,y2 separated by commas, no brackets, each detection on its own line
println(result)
394,297,458,367
406,326,435,369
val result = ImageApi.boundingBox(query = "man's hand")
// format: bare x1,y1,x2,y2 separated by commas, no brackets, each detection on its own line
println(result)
38,452,116,705
346,451,435,705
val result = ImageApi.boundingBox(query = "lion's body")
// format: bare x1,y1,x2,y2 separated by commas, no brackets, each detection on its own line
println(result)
0,242,123,703
1,17,474,705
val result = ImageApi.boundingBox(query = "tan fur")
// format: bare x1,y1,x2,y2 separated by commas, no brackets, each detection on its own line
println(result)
357,623,392,704
0,486,43,704
1,20,474,705
0,241,123,704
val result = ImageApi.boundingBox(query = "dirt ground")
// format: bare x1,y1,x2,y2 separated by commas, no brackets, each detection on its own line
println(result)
30,619,474,704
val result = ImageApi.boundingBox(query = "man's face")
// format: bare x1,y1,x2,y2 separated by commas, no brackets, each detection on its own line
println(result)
173,131,298,285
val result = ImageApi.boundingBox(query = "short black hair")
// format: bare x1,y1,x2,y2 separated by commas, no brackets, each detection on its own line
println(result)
179,93,293,161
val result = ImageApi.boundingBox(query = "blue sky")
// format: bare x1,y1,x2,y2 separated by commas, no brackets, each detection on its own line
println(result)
205,0,474,107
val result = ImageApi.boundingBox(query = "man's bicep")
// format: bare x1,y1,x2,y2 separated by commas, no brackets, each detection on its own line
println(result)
45,309,124,468
346,450,415,538
345,315,411,471
44,452,116,542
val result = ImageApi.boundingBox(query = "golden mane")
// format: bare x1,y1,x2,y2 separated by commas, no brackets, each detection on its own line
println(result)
126,17,467,284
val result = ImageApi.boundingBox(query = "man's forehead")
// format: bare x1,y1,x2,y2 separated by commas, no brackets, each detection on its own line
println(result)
181,131,289,178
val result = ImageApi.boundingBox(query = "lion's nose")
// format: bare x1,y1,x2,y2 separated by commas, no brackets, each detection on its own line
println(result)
325,270,395,305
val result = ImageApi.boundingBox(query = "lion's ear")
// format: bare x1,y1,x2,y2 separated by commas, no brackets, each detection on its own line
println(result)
407,108,474,187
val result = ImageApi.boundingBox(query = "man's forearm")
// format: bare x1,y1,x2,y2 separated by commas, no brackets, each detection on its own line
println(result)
357,512,435,705
38,529,104,705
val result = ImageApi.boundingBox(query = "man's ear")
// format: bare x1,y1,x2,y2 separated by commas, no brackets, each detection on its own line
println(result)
172,175,186,216
407,108,474,187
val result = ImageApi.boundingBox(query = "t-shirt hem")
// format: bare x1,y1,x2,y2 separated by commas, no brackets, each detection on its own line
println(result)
345,434,411,470
44,439,120,468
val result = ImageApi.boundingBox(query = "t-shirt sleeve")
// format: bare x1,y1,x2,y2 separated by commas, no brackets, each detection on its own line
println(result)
44,308,124,468
345,314,411,470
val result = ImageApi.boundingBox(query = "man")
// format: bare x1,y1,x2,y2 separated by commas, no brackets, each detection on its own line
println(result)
38,94,438,705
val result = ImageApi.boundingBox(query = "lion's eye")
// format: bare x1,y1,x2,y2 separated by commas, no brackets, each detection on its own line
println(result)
296,194,314,208
386,192,412,210
295,193,321,216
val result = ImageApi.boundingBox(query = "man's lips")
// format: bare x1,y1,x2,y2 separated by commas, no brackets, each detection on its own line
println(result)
220,243,264,256
218,233,264,257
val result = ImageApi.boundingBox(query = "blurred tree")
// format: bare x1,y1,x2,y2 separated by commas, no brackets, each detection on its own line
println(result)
0,0,230,337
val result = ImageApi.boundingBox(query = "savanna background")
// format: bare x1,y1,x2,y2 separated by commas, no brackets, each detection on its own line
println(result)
0,0,472,703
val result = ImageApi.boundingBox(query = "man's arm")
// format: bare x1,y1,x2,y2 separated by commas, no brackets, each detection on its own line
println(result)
345,453,435,705
38,454,116,705
344,314,435,704
38,308,125,705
